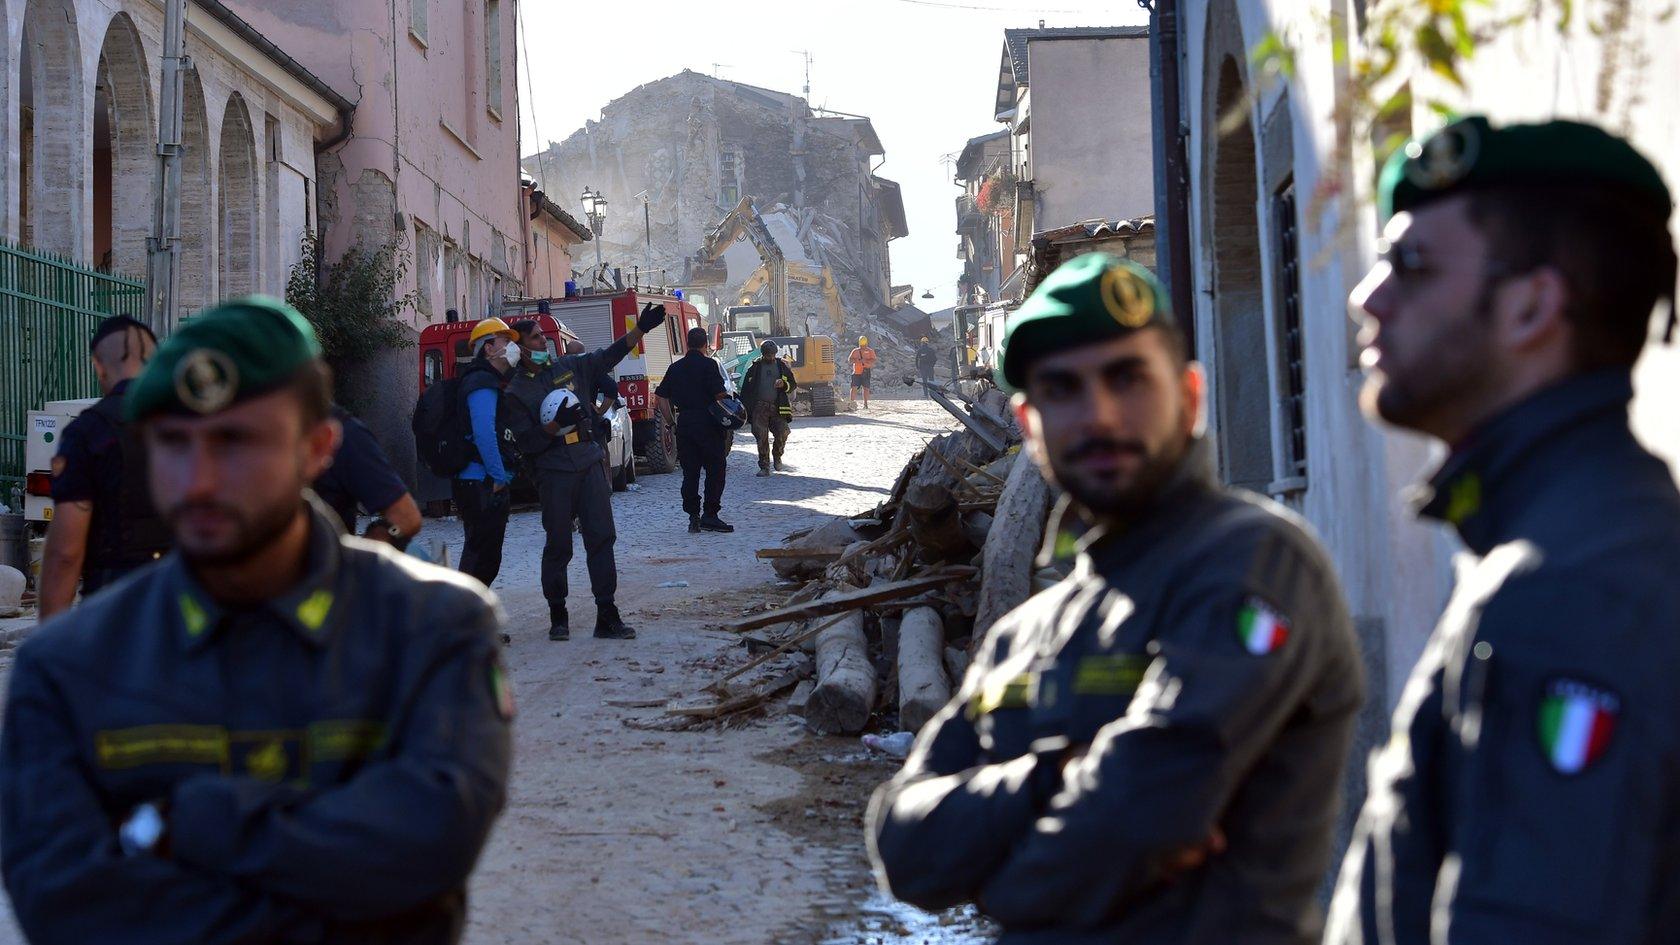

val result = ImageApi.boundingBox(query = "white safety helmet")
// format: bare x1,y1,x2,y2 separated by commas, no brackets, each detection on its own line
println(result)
540,388,582,434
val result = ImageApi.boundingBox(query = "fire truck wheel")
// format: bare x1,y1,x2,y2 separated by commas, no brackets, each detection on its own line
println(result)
641,401,679,474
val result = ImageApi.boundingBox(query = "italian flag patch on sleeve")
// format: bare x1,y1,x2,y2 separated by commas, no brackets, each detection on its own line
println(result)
1538,679,1619,775
1237,598,1291,655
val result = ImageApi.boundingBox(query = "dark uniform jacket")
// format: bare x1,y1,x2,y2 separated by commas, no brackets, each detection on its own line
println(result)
868,445,1363,944
1327,371,1680,945
655,351,726,431
313,405,408,533
0,504,513,944
49,379,170,573
504,335,634,474
741,357,797,421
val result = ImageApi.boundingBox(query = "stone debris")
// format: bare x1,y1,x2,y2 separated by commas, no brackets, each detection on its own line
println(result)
670,381,1058,736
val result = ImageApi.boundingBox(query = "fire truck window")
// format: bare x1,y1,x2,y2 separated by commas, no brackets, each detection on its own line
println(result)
423,350,444,388
454,339,471,368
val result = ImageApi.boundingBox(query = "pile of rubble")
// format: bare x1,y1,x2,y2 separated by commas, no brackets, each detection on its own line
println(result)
652,384,1059,734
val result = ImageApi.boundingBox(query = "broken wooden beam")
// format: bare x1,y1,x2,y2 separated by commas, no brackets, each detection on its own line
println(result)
756,547,848,561
668,663,810,720
806,598,876,735
707,613,848,692
975,449,1052,638
723,568,976,632
898,606,952,732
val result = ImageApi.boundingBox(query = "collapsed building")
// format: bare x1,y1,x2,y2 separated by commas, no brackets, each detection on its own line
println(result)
523,70,908,345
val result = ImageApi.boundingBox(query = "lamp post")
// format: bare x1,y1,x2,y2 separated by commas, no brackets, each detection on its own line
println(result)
633,190,652,278
581,186,607,287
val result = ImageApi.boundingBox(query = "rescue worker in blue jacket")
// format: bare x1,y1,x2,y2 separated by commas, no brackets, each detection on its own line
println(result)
37,316,168,619
312,404,422,549
867,255,1363,944
454,317,520,588
1326,118,1680,945
0,297,512,945
502,303,666,641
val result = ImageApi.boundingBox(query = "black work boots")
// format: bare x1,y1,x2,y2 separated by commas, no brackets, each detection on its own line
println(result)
595,604,636,639
548,610,569,641
698,514,734,533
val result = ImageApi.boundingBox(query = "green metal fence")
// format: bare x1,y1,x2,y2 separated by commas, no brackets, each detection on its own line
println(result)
0,242,145,500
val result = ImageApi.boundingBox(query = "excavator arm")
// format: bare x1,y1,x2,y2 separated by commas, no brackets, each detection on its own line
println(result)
688,198,790,321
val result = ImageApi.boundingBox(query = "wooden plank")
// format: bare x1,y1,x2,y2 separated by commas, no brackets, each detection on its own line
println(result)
668,665,809,719
755,547,847,560
706,613,848,692
723,569,977,632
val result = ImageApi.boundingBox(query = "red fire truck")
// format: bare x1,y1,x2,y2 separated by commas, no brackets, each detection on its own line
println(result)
501,288,703,474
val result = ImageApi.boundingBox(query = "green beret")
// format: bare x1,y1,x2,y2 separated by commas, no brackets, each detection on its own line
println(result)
1379,116,1673,222
126,296,323,421
996,254,1173,392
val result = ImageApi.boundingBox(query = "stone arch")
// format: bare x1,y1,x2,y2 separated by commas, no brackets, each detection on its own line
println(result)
177,68,213,317
20,0,85,256
1200,6,1272,493
217,93,258,298
94,13,156,276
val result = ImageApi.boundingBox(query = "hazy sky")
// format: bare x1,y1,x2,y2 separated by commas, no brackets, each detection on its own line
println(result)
516,0,1148,312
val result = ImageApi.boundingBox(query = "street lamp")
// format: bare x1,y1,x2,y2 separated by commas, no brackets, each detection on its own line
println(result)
581,186,608,286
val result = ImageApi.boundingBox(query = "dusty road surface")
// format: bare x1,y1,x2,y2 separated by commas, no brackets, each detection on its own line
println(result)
0,399,989,945
454,398,989,944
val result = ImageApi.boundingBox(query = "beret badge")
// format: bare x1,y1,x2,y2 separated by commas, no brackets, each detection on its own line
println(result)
173,348,239,415
1100,264,1156,329
1404,120,1480,191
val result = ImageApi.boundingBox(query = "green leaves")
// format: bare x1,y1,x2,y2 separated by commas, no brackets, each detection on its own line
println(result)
286,233,417,406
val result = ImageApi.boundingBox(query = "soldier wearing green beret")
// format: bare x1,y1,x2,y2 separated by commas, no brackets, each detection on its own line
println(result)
1327,117,1680,943
868,253,1363,943
0,297,512,944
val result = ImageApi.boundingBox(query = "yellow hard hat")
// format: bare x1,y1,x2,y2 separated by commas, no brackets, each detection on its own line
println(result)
469,317,519,347
859,336,868,346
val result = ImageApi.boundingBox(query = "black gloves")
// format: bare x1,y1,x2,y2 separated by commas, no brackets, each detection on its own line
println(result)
637,303,667,334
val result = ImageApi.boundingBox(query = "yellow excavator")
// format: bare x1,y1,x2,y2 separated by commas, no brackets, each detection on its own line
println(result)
684,198,840,416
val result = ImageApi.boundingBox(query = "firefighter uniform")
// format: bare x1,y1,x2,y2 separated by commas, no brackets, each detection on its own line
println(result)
1326,119,1680,944
742,349,796,474
867,256,1363,944
0,298,512,945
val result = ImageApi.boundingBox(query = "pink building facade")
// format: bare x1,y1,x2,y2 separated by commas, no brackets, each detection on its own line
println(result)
224,0,525,478
519,179,590,300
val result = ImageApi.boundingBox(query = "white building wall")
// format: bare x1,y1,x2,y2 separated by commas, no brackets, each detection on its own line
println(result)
0,0,332,310
1028,35,1156,229
1179,0,1456,719
1179,0,1680,721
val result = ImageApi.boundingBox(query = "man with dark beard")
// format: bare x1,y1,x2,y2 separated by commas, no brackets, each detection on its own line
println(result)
867,254,1362,944
1326,119,1680,944
0,298,512,944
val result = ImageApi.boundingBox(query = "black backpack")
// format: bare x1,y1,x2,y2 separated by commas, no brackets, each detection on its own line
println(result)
412,376,474,477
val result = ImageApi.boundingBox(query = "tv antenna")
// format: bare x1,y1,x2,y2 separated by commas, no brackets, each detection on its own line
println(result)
793,50,813,99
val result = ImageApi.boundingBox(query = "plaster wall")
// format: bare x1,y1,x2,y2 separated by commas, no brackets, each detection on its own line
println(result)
1,0,329,313
1027,36,1155,229
1179,0,1455,719
223,0,525,480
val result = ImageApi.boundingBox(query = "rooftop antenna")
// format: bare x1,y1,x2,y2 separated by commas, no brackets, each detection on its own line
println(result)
711,62,731,78
793,50,813,99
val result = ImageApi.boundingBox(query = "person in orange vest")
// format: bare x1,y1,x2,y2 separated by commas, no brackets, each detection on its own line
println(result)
847,336,878,410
